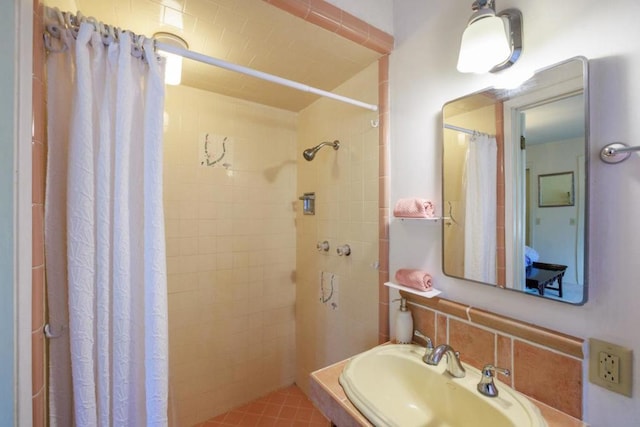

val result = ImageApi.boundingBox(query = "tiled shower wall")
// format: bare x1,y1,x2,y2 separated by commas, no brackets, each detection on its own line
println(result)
163,85,298,426
265,0,394,347
295,62,380,394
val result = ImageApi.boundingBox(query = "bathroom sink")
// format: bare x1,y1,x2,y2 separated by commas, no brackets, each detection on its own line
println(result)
339,344,547,427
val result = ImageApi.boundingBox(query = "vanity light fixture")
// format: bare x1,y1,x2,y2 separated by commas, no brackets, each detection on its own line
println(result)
457,0,522,74
154,32,188,85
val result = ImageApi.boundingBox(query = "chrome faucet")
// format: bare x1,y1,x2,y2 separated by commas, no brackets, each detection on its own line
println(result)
424,344,466,378
477,364,510,397
413,330,434,362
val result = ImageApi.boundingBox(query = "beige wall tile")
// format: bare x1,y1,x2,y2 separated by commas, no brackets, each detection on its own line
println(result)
32,2,47,417
296,62,379,394
163,84,297,424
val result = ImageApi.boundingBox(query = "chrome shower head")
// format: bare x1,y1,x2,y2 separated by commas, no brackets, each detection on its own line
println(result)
303,140,340,161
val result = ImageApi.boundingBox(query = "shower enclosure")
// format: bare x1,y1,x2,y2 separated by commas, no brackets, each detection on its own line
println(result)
40,1,386,425
163,62,380,425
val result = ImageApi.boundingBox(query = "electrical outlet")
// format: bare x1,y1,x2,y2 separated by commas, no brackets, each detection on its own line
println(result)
598,352,620,384
589,338,633,397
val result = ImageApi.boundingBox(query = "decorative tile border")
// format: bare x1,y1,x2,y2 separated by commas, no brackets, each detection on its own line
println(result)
377,54,390,343
469,307,584,359
32,2,48,427
263,0,394,54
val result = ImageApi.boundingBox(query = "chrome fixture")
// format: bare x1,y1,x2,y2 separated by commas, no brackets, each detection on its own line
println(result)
600,142,640,164
317,240,330,252
44,323,64,339
413,330,434,361
477,364,511,397
336,244,351,256
298,192,316,215
424,344,466,378
303,140,340,161
457,0,522,73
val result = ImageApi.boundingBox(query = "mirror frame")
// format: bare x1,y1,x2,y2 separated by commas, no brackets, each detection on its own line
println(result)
441,56,589,305
538,171,575,207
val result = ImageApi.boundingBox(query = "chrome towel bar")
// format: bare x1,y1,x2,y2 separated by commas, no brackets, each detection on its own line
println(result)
600,142,640,164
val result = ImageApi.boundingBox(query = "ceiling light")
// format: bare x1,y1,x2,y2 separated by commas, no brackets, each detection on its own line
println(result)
154,32,188,85
457,0,522,74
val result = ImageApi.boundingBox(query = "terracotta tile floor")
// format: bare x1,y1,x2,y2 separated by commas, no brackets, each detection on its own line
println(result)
196,384,331,427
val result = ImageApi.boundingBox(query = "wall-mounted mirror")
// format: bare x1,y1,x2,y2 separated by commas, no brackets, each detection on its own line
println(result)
442,57,588,304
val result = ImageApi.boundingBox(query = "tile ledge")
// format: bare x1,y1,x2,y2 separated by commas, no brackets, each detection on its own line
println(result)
310,359,372,427
530,397,587,427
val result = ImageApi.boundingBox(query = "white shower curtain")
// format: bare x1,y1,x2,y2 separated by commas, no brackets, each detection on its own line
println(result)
45,22,168,427
463,134,497,283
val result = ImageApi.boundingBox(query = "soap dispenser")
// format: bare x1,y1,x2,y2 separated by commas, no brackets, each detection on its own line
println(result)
394,297,413,344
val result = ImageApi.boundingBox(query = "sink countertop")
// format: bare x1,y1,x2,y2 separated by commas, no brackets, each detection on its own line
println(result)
309,348,586,427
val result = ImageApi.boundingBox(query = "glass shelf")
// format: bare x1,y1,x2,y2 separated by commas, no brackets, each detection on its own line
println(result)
395,216,452,223
384,281,442,299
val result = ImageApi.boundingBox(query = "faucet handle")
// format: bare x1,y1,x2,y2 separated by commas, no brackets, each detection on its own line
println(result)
477,364,511,398
481,364,510,378
413,330,434,361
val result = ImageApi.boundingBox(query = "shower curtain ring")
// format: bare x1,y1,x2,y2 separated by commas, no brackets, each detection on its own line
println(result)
53,7,64,26
44,323,64,339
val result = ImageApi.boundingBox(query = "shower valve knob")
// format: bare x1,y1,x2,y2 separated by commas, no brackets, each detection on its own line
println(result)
337,244,351,256
317,241,330,252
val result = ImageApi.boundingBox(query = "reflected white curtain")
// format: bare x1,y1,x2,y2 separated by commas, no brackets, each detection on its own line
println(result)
45,22,168,427
463,134,497,283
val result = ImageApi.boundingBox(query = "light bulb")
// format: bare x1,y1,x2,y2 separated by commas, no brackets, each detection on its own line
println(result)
457,15,510,74
153,32,188,86
162,51,183,85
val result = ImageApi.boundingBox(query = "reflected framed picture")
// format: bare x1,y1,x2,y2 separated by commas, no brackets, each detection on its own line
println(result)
538,172,574,207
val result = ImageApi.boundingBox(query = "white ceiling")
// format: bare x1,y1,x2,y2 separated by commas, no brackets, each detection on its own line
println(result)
523,94,585,145
44,0,382,111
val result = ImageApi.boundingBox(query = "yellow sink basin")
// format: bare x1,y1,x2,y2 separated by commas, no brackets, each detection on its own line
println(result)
339,344,547,427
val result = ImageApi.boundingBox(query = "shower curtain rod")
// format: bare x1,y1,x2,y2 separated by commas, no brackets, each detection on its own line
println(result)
444,123,494,137
155,42,378,112
44,7,378,112
444,123,476,135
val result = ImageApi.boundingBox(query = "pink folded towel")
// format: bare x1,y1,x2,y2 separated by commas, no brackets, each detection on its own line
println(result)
395,269,433,291
393,198,435,218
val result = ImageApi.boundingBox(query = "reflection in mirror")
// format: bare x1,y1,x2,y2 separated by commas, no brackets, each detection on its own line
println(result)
538,172,574,207
442,57,588,304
